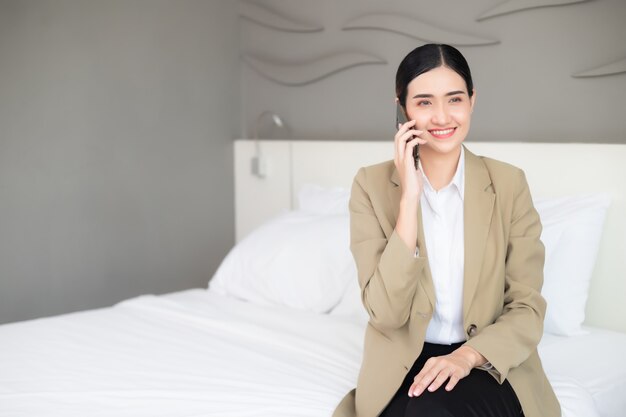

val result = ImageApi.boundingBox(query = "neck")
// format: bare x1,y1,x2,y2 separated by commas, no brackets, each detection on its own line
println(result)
420,146,462,191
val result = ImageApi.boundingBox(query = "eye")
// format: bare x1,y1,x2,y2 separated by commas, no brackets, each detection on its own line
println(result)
449,96,462,103
417,100,431,106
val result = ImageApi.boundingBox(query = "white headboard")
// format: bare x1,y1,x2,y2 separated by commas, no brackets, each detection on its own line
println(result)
234,139,626,333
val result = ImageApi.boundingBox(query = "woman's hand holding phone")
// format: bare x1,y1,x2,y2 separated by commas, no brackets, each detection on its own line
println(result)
394,119,427,202
393,119,427,254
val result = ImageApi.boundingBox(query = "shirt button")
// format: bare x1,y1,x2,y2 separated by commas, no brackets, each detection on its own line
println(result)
467,324,478,337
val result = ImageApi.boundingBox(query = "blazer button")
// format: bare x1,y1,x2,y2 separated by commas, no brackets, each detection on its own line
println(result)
467,324,478,337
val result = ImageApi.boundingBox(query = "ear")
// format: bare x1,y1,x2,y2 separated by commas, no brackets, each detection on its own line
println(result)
469,89,477,113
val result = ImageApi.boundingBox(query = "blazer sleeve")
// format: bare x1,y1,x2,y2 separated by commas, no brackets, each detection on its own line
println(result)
349,167,429,331
464,169,547,383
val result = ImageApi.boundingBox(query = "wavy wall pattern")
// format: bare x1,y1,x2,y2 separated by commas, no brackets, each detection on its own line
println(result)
239,1,323,33
239,0,625,143
342,14,499,46
572,58,626,78
242,52,387,86
476,0,590,21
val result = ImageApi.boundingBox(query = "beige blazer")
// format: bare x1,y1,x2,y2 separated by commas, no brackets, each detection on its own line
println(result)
333,145,560,417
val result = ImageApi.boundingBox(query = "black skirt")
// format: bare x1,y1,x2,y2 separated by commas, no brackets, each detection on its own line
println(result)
379,342,524,417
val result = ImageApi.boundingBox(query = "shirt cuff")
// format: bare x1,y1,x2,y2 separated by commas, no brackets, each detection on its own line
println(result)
478,362,494,371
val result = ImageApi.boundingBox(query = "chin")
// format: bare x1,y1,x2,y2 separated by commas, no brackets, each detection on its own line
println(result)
426,139,464,155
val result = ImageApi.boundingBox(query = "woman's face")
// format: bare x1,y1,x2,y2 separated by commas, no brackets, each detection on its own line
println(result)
403,66,475,157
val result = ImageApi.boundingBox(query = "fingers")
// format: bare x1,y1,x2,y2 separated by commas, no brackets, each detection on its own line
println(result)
396,119,416,135
428,369,452,393
394,120,414,163
394,120,425,166
445,374,461,391
409,371,435,397
396,123,424,147
408,359,439,397
396,121,426,147
408,356,469,397
403,135,426,169
394,120,426,199
403,137,421,169
409,366,450,397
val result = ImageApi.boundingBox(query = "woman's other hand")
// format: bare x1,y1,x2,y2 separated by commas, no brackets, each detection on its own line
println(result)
394,120,427,201
407,345,487,397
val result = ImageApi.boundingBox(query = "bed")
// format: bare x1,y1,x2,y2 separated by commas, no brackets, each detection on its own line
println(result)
1,139,626,417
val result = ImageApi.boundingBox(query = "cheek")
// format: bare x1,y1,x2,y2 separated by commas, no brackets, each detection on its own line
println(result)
406,109,430,125
450,107,471,124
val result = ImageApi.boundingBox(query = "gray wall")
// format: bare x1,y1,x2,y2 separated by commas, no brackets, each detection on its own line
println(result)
0,0,240,324
241,0,626,143
2,0,624,324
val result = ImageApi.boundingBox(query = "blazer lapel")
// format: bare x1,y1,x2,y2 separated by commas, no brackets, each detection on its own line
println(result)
462,145,495,319
389,166,436,310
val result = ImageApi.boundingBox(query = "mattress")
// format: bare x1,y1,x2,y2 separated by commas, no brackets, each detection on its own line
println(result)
539,328,626,417
1,288,624,417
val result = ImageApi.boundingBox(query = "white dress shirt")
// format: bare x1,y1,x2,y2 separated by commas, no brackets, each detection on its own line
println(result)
419,147,466,344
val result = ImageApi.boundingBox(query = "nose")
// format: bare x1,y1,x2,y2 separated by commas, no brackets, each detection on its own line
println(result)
431,102,451,125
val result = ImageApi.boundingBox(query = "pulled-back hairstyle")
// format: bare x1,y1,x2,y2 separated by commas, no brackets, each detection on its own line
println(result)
395,44,474,109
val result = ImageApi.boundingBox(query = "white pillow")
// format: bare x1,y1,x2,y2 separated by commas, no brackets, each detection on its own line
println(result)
328,273,368,324
286,184,611,336
535,194,611,336
298,184,349,215
327,192,611,337
208,210,354,313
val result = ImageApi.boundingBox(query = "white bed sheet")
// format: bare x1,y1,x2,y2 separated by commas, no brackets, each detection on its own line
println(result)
0,288,363,417
1,288,624,417
539,328,626,417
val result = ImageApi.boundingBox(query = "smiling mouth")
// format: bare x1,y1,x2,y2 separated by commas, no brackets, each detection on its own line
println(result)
428,127,456,139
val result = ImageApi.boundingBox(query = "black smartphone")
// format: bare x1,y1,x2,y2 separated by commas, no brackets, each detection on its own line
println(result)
396,102,419,169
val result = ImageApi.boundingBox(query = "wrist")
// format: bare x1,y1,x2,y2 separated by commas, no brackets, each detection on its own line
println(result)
457,346,487,368
400,194,420,207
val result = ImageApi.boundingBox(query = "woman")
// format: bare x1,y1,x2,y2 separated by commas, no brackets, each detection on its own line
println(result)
332,44,560,417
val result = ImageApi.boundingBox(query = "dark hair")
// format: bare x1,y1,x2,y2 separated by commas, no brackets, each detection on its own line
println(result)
395,44,474,109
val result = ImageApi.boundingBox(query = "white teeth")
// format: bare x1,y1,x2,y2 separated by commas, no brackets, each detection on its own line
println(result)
431,128,454,135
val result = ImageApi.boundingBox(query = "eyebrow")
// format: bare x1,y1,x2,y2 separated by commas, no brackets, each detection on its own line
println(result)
412,90,466,99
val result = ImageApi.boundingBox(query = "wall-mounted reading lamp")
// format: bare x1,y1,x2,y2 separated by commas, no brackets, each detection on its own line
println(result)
252,111,287,178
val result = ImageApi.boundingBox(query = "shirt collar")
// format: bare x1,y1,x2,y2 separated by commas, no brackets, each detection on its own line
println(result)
419,146,465,201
